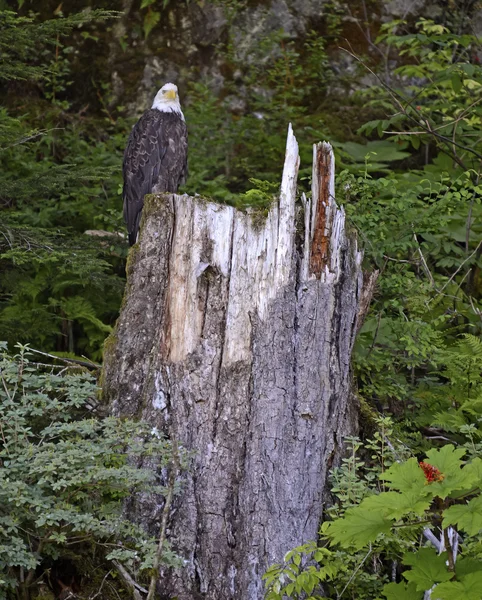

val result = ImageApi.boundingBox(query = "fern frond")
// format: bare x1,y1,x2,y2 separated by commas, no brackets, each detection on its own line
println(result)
460,334,482,359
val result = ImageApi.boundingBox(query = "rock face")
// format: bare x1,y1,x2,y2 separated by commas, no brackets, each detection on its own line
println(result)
105,0,463,114
25,1,482,118
102,127,362,599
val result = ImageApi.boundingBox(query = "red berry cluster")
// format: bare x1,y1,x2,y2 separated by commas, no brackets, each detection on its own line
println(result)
419,461,444,483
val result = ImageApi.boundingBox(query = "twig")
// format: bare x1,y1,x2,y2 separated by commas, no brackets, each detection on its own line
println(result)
466,197,474,254
340,45,482,168
25,347,101,370
413,233,435,286
465,174,479,253
468,295,482,323
367,310,382,356
1,230,13,249
382,435,403,463
1,375,13,402
89,570,112,599
112,561,145,600
356,270,379,334
0,128,64,150
452,268,472,300
337,544,372,599
382,255,414,263
146,438,180,600
431,240,482,301
385,97,482,136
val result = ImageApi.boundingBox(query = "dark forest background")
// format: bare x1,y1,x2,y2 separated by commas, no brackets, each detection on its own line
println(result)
1,1,482,598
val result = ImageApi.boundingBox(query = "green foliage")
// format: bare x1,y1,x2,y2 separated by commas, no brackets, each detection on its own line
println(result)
343,17,481,435
0,9,118,82
402,549,453,591
0,8,128,360
183,30,337,202
138,0,193,39
264,424,482,600
433,571,482,600
341,160,481,403
423,334,482,437
0,343,185,600
382,581,421,600
326,445,481,550
368,18,482,170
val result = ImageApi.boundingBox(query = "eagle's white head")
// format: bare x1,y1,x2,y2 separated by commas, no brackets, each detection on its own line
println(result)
152,83,184,120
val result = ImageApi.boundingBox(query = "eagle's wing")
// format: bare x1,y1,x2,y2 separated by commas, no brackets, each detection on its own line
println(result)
153,114,188,194
123,110,166,246
122,110,188,246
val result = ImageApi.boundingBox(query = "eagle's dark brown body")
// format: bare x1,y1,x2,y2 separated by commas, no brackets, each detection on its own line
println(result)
123,109,188,246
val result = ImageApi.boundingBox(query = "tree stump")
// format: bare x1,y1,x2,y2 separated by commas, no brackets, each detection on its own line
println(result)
103,125,363,600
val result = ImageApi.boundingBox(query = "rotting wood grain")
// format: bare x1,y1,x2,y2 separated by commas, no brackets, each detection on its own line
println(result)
310,143,332,277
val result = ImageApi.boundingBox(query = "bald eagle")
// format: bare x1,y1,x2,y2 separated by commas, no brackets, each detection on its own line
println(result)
123,83,188,246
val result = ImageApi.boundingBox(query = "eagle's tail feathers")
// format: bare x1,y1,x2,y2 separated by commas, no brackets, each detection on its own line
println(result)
129,210,143,247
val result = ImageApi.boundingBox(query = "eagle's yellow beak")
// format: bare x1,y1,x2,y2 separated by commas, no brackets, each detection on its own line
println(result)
165,89,177,100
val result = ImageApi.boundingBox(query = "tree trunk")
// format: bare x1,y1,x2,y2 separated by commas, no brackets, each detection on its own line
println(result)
102,125,363,600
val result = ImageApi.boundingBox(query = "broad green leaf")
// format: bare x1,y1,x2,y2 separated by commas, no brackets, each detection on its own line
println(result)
425,445,466,474
325,509,392,549
460,63,475,77
460,458,482,490
299,571,315,595
456,557,482,578
381,458,427,493
442,496,482,535
403,548,453,591
382,581,423,600
425,446,474,498
337,140,411,163
451,73,462,93
433,572,482,600
360,490,431,519
285,582,295,595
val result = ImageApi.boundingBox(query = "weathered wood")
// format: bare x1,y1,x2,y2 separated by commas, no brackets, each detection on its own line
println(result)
103,125,363,599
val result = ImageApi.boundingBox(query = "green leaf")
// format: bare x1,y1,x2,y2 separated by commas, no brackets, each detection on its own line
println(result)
325,509,392,549
460,458,482,490
143,9,160,39
425,446,473,498
381,458,427,493
425,445,466,474
456,558,482,578
360,490,431,519
411,135,421,150
285,582,295,595
442,496,482,535
433,572,482,600
339,140,411,164
382,581,423,600
403,548,453,591
451,73,462,93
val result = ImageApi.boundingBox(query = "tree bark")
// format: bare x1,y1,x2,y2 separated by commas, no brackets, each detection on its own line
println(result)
102,125,363,600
